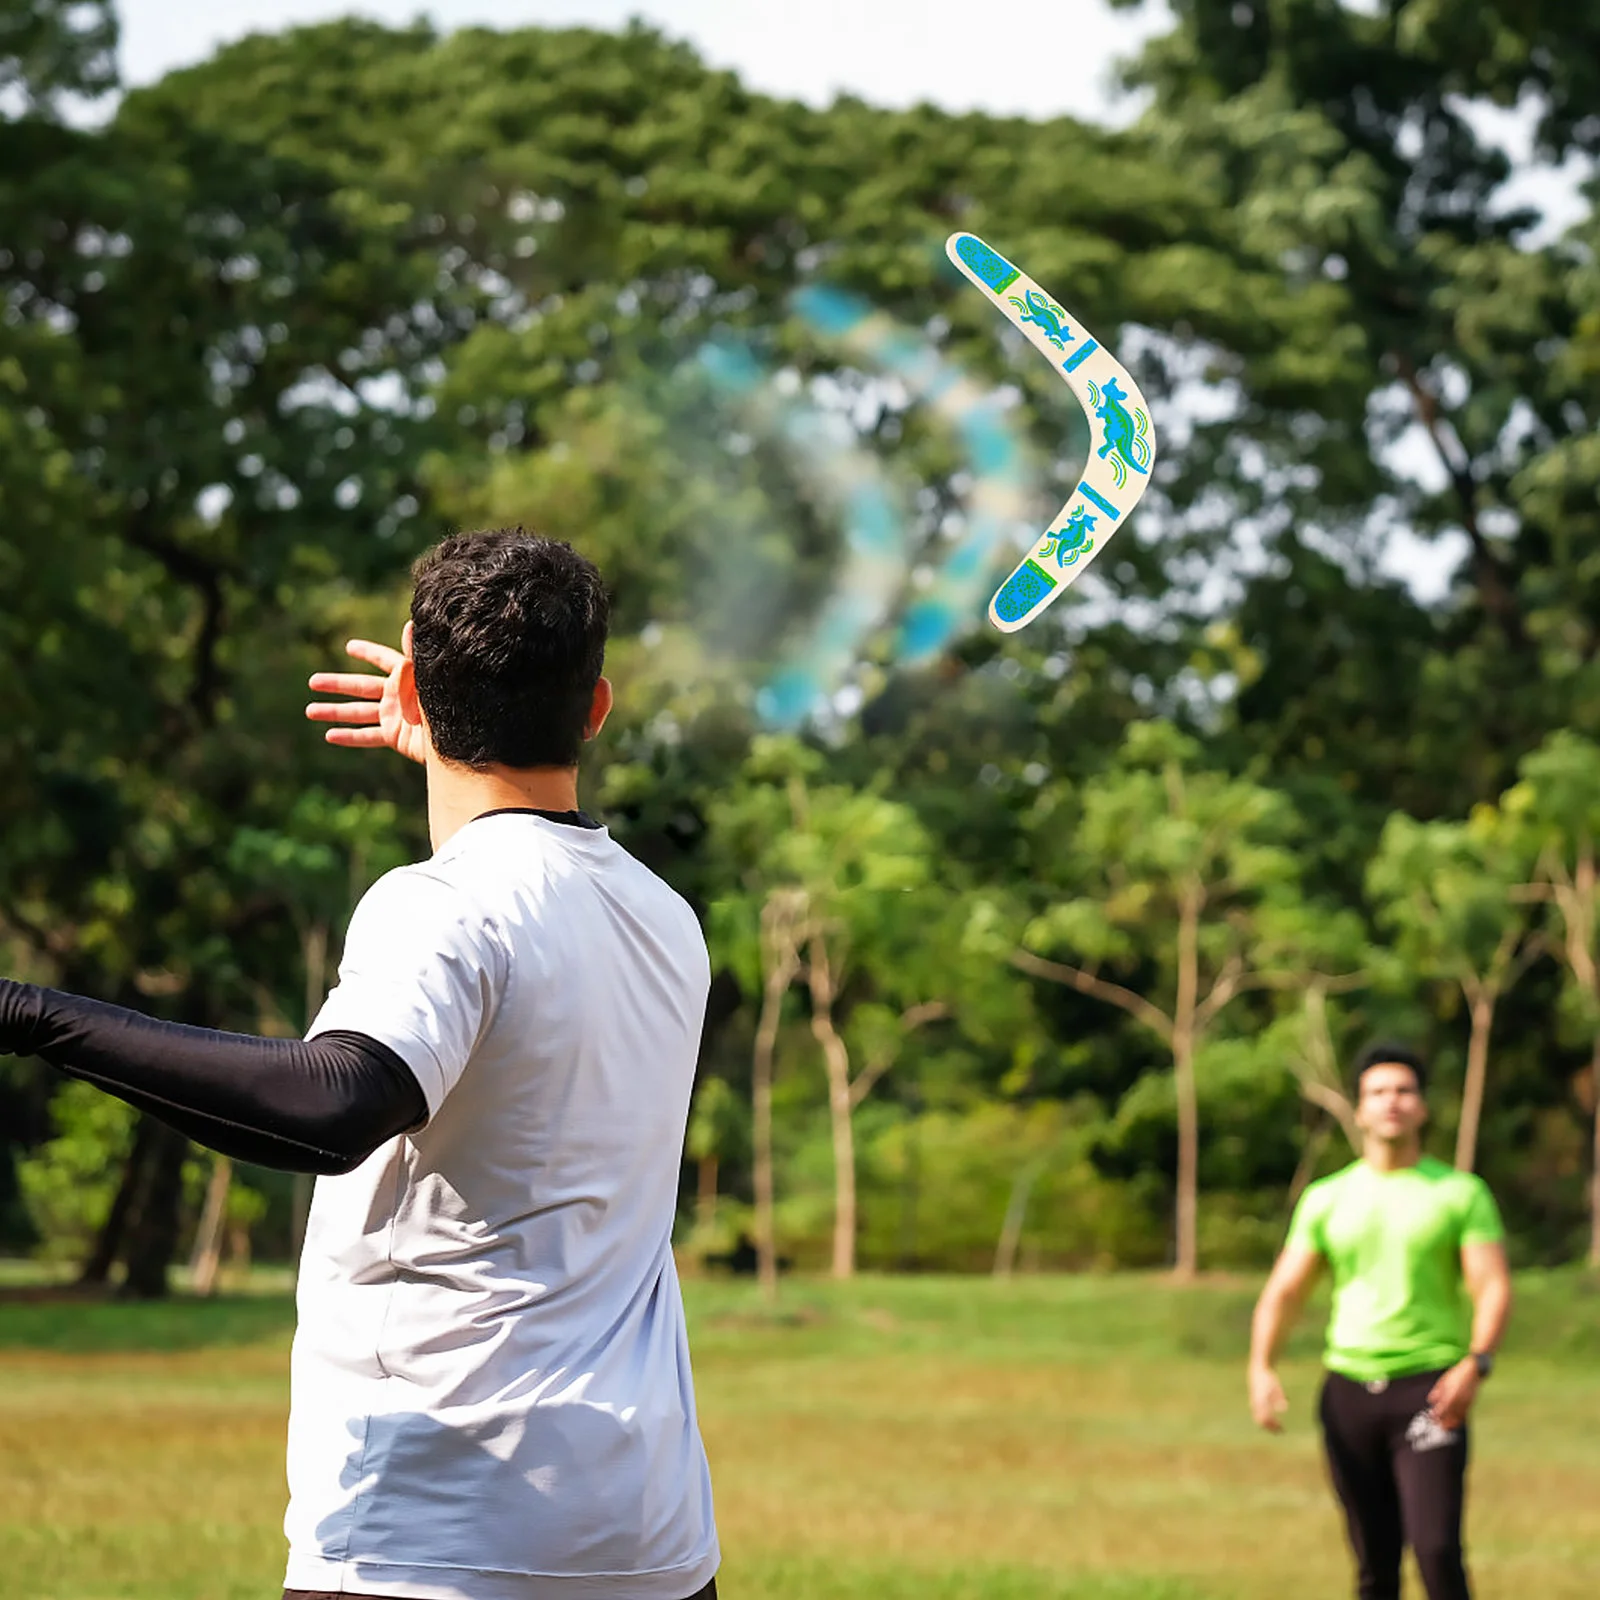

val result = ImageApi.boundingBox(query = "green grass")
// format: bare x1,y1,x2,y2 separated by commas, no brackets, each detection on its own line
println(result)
1,1270,1597,1599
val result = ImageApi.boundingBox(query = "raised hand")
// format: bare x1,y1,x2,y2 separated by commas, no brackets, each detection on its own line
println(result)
306,629,428,765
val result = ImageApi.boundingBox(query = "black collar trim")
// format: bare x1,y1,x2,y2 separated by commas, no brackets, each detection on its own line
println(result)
471,807,603,831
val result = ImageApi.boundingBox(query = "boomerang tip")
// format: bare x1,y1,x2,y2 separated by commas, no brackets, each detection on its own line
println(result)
988,557,1060,632
946,233,1022,294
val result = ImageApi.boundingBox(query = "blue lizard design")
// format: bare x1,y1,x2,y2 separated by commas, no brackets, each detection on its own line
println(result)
1039,506,1097,569
1089,378,1151,490
1007,289,1075,351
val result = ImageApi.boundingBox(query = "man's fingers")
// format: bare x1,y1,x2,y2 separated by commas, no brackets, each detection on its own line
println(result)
323,726,391,748
345,638,404,673
306,702,382,725
308,672,386,699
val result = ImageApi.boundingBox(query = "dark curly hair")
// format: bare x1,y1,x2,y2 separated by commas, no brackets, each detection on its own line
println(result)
410,529,609,770
1351,1041,1427,1098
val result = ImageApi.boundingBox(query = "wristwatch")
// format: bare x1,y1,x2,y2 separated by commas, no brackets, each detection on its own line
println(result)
1472,1351,1495,1379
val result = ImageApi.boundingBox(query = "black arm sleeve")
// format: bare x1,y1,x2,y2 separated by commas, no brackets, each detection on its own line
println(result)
0,980,429,1176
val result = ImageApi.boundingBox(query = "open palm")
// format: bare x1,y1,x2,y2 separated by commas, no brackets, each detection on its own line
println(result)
305,635,428,765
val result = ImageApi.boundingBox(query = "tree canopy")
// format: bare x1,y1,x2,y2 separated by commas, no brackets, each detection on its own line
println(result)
3,1,1598,1288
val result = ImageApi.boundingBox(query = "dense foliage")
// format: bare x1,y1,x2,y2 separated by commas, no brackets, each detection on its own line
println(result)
2,0,1596,1291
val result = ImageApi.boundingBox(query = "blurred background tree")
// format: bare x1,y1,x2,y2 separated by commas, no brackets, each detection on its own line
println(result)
3,0,1597,1289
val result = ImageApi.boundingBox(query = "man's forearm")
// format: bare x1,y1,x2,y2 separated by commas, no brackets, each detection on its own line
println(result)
1469,1274,1512,1357
1250,1287,1297,1370
0,980,428,1174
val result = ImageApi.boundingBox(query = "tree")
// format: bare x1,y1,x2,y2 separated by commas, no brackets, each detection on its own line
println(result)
1115,0,1600,795
144,14,1259,709
0,46,444,1290
1367,807,1539,1171
5,9,1596,1276
1280,980,1362,1159
0,0,117,113
1505,732,1600,1266
708,738,952,1283
802,919,948,1280
1007,721,1361,1277
704,884,806,1302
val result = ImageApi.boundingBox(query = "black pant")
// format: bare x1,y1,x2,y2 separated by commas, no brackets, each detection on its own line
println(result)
1319,1369,1471,1600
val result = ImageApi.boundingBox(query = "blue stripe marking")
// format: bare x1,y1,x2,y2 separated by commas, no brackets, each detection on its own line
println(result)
1062,339,1099,374
1080,485,1120,520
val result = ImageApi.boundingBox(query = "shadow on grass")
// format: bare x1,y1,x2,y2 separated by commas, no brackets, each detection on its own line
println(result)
0,1287,297,1354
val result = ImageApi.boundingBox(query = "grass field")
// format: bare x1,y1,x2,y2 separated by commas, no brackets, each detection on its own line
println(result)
2,1271,1597,1600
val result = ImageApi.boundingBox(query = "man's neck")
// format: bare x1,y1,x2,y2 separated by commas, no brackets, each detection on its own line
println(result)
1362,1137,1423,1174
425,757,582,850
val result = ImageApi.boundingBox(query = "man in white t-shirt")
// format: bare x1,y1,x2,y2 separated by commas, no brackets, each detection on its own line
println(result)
0,530,719,1600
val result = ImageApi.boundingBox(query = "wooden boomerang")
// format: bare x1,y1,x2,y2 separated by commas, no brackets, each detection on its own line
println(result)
946,233,1158,633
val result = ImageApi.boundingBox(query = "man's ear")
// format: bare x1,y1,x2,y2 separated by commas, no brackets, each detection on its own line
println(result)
399,620,424,728
584,676,614,741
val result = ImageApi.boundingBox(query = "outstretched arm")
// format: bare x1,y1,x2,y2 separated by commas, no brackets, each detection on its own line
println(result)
0,981,427,1175
1248,1242,1323,1432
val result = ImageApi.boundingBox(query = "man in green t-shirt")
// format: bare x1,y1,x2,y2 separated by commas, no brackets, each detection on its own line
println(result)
1247,1043,1512,1600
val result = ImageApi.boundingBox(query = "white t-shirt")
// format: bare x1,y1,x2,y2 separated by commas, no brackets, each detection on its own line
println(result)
283,811,719,1600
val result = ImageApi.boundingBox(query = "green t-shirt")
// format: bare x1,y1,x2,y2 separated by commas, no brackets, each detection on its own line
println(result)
1285,1156,1504,1381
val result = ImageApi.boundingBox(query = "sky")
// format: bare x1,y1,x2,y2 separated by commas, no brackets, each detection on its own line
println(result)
117,0,1165,121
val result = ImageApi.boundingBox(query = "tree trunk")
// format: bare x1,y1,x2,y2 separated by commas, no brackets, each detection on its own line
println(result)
303,920,329,1028
993,1158,1045,1278
751,994,780,1304
807,937,857,1281
1172,892,1202,1280
119,1122,189,1300
1396,355,1527,650
79,1112,158,1288
1590,1035,1600,1271
1287,1120,1332,1212
1173,1030,1199,1279
1456,995,1495,1173
189,1155,232,1297
752,892,804,1305
825,1055,855,1280
696,1154,719,1230
1591,1100,1600,1271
